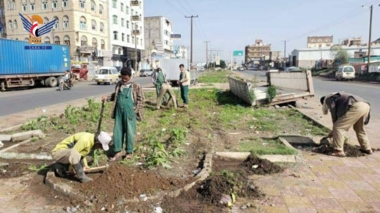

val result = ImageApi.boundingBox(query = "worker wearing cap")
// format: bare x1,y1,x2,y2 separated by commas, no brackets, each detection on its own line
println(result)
152,68,168,105
51,131,112,183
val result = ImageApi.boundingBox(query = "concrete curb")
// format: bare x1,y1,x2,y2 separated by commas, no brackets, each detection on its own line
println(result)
45,171,85,201
0,152,52,160
289,105,332,131
214,152,302,163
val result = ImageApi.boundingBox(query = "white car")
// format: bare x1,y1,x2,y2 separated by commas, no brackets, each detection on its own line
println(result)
336,65,355,81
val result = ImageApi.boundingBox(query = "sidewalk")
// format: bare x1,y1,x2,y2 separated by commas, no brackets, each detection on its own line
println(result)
254,97,380,213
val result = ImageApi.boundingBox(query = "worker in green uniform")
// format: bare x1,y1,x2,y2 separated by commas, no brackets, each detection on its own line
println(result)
102,67,144,161
178,64,190,108
152,68,167,105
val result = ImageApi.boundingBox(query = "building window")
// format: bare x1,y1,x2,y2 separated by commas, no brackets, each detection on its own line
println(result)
22,3,26,11
112,0,117,8
91,20,96,30
52,0,57,9
121,3,123,11
80,16,87,30
62,0,68,7
126,6,129,14
140,26,142,32
113,15,117,24
326,39,330,42
127,35,130,43
100,22,104,32
24,37,28,41
165,40,168,45
63,16,69,28
113,31,118,40
43,17,49,24
8,20,12,29
311,39,315,43
121,18,124,27
91,0,95,11
30,3,35,10
92,38,97,48
53,17,59,29
42,0,47,9
122,33,125,41
101,39,105,49
54,36,60,44
11,0,15,10
318,39,322,42
132,35,134,44
13,20,17,29
80,0,85,9
44,36,51,44
140,38,142,45
99,4,103,14
64,35,70,46
131,9,133,15
127,21,129,28
81,35,87,46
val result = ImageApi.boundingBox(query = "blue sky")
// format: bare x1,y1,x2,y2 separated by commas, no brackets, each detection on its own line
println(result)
145,0,380,63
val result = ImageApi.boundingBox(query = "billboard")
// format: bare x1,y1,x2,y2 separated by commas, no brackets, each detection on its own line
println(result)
215,56,220,65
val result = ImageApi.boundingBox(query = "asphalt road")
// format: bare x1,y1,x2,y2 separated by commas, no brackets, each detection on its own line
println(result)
0,77,152,117
241,70,380,121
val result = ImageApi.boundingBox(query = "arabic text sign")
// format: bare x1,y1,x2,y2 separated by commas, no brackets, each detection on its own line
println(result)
233,50,244,57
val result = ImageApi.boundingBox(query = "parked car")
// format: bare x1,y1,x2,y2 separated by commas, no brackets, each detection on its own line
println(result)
284,66,302,72
95,67,119,85
336,64,355,81
140,69,153,77
238,67,245,71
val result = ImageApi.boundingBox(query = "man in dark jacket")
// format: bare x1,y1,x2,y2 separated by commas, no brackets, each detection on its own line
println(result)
102,67,144,161
321,92,371,157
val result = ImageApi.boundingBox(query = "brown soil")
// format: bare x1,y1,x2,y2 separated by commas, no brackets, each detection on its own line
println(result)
161,156,268,213
0,162,32,179
75,164,189,211
315,138,371,157
241,155,284,175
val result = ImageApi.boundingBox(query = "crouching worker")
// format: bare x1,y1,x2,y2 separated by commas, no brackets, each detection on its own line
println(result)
51,131,112,183
321,92,372,157
157,82,177,109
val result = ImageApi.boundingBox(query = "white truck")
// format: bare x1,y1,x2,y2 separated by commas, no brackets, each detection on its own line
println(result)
158,59,198,86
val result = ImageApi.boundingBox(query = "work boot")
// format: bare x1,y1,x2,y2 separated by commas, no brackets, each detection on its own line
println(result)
73,163,93,183
53,163,68,178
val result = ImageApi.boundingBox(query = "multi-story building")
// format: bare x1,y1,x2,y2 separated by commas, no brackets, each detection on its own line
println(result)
342,37,362,46
3,0,109,62
144,16,173,59
307,36,333,48
0,0,6,37
108,0,144,69
245,39,271,63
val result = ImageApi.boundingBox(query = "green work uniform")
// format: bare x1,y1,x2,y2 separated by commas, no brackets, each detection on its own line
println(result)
113,87,136,154
180,72,189,104
156,72,167,104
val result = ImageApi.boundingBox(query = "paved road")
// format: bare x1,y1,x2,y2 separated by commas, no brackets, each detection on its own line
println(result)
240,70,380,121
0,77,152,117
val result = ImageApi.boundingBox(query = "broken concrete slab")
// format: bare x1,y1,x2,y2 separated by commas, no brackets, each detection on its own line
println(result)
45,171,85,200
214,152,251,160
0,162,9,168
11,130,45,142
0,151,52,160
0,139,32,153
0,135,12,142
259,155,303,163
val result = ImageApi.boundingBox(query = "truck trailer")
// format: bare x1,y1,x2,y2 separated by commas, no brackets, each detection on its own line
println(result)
0,39,70,91
158,58,198,86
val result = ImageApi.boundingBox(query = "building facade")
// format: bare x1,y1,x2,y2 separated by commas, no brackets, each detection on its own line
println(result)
4,0,109,62
342,37,362,46
307,36,333,48
144,16,173,59
245,39,271,63
107,0,144,68
0,0,6,37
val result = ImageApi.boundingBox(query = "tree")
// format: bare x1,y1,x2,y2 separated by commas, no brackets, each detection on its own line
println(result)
220,60,227,69
330,45,349,67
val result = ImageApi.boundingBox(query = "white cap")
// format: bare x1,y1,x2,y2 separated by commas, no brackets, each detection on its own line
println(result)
97,131,111,151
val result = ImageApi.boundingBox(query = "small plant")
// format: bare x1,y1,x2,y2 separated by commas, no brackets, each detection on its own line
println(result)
266,85,277,102
28,164,49,172
248,88,256,104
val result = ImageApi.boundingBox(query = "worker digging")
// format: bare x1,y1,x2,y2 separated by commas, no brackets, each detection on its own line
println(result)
152,67,168,106
321,92,372,157
102,67,144,161
157,81,178,109
51,131,112,183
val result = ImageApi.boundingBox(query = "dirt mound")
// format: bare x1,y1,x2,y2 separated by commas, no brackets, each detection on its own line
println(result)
315,139,368,157
77,164,187,210
0,163,30,179
241,155,284,175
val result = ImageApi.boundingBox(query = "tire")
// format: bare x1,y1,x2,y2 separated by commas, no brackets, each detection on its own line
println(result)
45,77,58,87
97,82,100,85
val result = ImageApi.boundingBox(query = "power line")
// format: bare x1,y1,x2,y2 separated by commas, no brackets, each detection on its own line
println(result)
286,6,368,42
174,0,205,40
181,0,208,40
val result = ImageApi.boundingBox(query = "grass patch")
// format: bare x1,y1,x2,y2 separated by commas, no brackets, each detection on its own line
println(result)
239,137,297,155
198,70,232,83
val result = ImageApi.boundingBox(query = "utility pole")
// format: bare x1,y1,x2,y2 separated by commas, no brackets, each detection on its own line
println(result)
185,15,198,68
283,40,287,70
204,41,210,70
367,5,373,72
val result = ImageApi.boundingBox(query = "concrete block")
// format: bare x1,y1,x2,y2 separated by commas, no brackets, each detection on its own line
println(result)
0,135,12,142
215,152,251,160
183,182,195,192
11,130,45,142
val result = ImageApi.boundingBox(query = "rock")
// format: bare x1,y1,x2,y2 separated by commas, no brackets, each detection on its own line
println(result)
0,135,12,142
71,207,77,213
290,173,301,178
251,165,259,169
0,141,3,148
275,105,280,109
270,204,275,207
246,203,252,208
241,205,247,210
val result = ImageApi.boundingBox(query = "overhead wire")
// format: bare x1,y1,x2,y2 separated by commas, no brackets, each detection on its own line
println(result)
172,0,205,40
181,0,208,40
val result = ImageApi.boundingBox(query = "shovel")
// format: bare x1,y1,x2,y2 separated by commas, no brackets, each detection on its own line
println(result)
176,84,180,107
97,100,106,135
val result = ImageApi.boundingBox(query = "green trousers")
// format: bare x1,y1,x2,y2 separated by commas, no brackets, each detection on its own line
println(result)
113,88,136,154
180,85,189,104
156,83,167,104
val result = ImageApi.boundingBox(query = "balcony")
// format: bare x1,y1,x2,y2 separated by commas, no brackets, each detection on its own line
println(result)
131,15,141,21
130,1,140,6
132,30,140,36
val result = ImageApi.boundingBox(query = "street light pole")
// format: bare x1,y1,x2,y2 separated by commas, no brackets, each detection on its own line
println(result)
367,5,373,72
